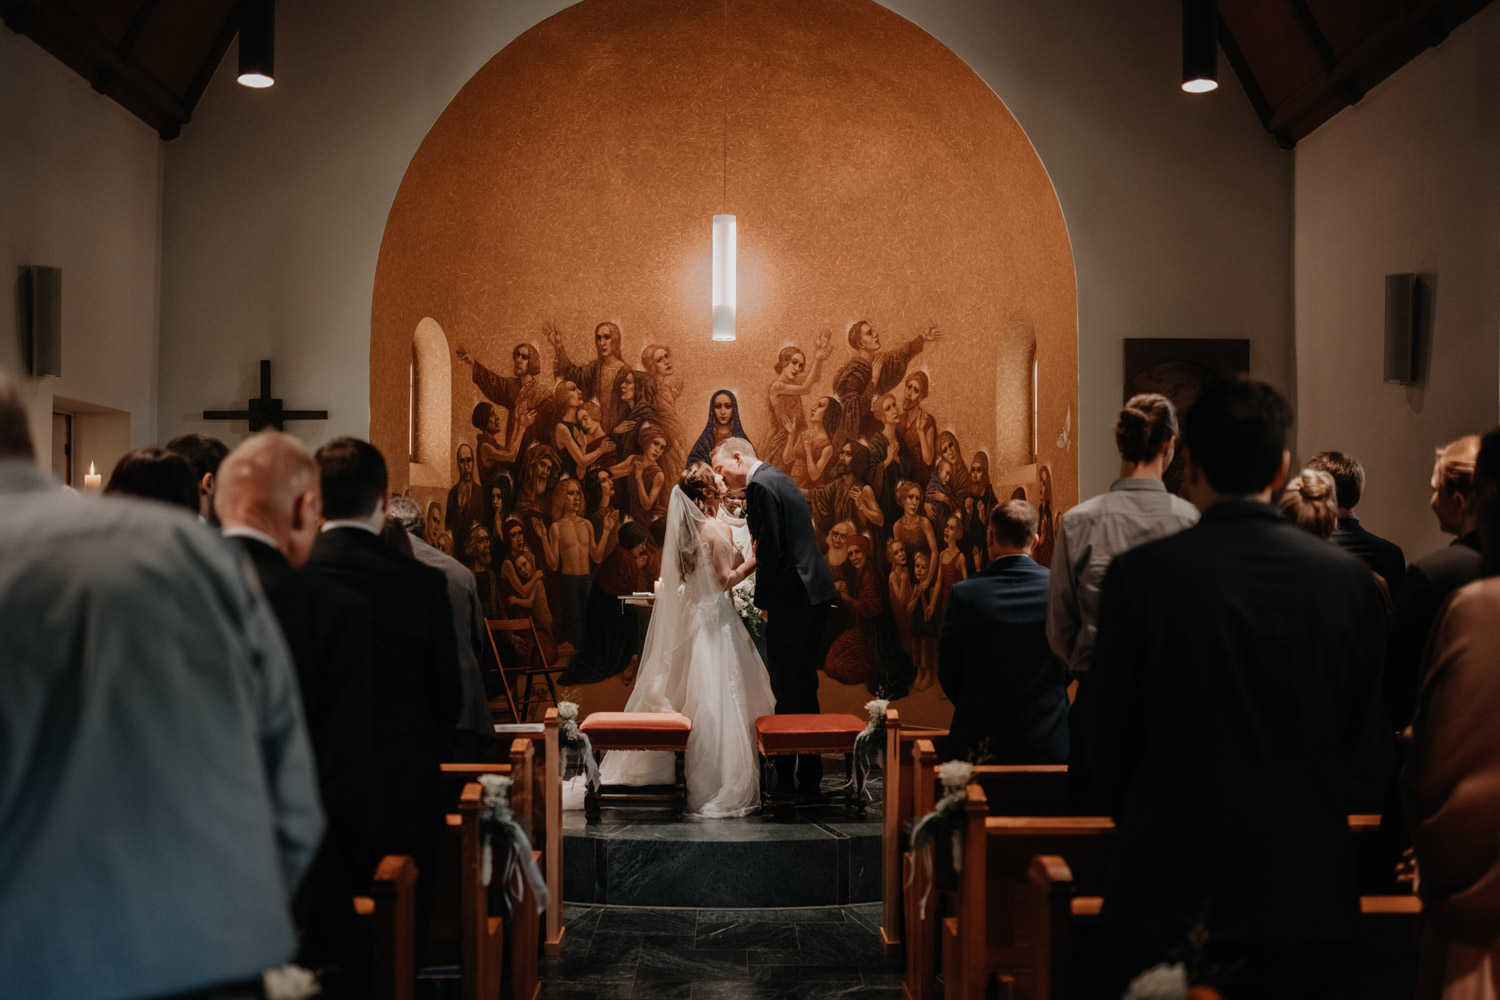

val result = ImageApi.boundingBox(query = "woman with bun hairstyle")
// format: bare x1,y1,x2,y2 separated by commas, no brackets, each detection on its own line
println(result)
1046,393,1200,798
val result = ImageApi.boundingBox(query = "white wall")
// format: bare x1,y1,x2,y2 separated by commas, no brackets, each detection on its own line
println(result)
157,0,1292,499
1294,3,1500,561
0,29,162,476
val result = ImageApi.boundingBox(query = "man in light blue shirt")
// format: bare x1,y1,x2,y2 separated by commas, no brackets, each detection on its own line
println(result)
0,371,323,999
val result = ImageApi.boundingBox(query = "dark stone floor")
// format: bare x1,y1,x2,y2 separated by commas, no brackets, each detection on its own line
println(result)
541,902,903,999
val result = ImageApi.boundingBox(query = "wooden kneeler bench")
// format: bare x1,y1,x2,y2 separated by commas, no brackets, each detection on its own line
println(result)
578,711,692,821
755,713,869,813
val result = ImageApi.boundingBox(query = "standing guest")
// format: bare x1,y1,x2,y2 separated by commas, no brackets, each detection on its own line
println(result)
304,437,461,944
1084,378,1384,998
165,432,229,524
388,495,497,756
104,446,200,514
1404,427,1500,1000
939,500,1067,763
0,372,322,999
1048,393,1197,802
1278,467,1394,813
561,520,651,684
1387,435,1483,732
445,442,487,566
1308,450,1406,592
217,432,375,995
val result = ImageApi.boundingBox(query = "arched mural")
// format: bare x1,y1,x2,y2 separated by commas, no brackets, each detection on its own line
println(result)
371,0,1077,727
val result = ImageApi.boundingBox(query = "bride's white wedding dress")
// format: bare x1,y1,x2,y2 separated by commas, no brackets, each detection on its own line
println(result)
597,486,776,818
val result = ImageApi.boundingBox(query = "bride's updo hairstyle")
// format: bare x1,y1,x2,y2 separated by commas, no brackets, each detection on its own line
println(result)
673,462,722,577
1116,392,1178,465
679,462,723,516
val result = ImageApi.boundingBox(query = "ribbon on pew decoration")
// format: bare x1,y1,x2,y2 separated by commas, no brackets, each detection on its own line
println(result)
903,761,973,920
844,699,888,802
556,701,601,793
478,774,550,918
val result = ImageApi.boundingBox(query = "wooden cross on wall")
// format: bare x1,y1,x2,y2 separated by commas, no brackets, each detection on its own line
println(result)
204,360,329,432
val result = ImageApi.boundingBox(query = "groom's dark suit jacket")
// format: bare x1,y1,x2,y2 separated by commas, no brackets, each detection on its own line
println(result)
746,462,837,611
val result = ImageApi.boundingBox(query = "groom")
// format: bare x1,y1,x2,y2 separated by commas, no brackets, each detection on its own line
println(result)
713,437,838,798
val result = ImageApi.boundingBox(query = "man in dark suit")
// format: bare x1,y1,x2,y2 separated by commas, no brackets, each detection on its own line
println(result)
305,437,461,942
1085,379,1384,998
939,500,1067,764
215,431,375,995
1308,450,1405,592
714,436,838,798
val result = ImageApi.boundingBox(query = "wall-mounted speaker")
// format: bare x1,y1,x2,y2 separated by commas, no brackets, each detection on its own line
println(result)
22,266,62,378
1384,273,1419,385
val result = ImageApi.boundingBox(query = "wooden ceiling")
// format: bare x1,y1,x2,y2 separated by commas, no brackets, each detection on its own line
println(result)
1218,0,1495,146
1,0,239,139
2,0,1494,145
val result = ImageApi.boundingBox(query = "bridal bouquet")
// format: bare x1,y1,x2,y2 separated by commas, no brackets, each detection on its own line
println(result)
731,576,765,644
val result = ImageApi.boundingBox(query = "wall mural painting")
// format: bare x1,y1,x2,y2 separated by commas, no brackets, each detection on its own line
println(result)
369,0,1078,727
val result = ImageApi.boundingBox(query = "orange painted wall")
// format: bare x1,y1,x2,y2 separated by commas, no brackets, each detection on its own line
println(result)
371,0,1076,728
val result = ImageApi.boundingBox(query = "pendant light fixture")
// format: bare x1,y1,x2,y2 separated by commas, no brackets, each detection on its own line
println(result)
237,0,275,89
1181,0,1218,94
712,0,736,341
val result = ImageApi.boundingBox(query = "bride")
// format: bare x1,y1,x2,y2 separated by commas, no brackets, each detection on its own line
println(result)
597,463,776,817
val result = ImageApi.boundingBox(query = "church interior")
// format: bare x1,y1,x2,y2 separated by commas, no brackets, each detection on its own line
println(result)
4,0,1500,997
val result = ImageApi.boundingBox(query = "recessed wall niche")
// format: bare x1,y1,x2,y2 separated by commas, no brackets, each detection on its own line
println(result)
370,0,1077,725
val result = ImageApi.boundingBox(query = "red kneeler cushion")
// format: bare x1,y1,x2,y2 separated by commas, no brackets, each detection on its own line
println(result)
755,713,867,755
580,711,693,751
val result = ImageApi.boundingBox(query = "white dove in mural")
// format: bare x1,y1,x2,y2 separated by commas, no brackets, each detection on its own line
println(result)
1056,407,1072,451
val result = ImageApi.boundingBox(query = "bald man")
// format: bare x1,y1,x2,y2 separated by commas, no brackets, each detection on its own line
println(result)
216,431,375,993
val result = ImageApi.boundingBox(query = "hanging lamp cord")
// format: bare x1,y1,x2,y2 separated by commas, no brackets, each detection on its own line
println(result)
721,0,728,213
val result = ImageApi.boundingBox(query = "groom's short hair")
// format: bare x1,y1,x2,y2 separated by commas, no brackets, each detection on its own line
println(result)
713,437,757,463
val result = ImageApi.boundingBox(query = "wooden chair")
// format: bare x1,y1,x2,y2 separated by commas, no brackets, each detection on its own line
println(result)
1026,856,1422,1000
880,708,949,956
351,855,418,1000
485,617,562,723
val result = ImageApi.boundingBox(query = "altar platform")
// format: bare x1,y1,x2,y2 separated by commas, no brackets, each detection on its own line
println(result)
563,758,883,909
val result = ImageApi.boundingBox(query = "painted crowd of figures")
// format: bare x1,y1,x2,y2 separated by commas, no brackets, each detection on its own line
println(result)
423,318,1054,700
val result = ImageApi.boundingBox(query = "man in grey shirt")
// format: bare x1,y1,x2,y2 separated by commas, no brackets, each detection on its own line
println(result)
0,371,323,999
1048,395,1198,802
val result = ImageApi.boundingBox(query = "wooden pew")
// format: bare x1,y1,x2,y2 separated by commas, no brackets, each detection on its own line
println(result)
352,854,418,1000
942,786,1115,1000
880,709,949,956
1026,855,1422,1000
437,743,544,1000
485,708,567,957
421,782,505,1000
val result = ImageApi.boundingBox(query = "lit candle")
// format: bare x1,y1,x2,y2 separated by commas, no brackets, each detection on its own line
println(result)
83,462,102,492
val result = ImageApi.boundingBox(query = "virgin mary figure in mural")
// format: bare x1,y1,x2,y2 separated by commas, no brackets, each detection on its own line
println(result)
831,320,943,442
685,389,749,469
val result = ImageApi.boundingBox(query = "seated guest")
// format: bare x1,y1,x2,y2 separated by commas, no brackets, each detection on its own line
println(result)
304,437,461,943
1309,450,1405,591
104,446,200,514
1047,394,1197,797
561,520,651,684
1085,378,1384,998
1387,435,1483,731
165,431,229,524
940,500,1067,763
0,371,322,998
1404,426,1500,1000
388,495,496,754
1278,466,1394,812
216,431,375,996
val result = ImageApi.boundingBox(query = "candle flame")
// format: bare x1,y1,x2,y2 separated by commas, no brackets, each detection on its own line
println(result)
89,462,96,475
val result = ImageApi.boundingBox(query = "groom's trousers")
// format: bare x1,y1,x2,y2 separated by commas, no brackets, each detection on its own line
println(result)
766,599,833,792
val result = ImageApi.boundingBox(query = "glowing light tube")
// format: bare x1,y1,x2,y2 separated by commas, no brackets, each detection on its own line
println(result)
713,214,736,342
